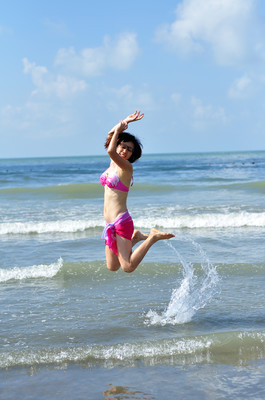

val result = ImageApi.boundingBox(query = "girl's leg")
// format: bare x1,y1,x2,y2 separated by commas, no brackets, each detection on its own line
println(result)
117,228,174,273
105,245,121,271
105,230,148,272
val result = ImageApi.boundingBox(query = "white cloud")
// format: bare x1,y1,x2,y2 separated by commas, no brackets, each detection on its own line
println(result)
228,74,252,98
2,58,89,137
23,58,87,99
23,58,48,86
156,0,264,66
54,32,140,76
137,92,154,110
171,92,182,106
114,84,133,99
191,96,226,124
1,99,74,138
105,84,154,112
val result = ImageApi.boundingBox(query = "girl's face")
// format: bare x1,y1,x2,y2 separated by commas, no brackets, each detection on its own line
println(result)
117,141,134,160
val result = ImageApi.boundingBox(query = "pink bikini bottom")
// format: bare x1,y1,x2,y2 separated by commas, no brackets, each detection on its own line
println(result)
102,211,134,255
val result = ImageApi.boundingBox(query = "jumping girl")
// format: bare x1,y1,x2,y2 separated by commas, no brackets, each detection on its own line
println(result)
100,110,174,273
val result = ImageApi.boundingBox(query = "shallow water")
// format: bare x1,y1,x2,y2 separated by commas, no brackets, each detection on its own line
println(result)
1,151,265,399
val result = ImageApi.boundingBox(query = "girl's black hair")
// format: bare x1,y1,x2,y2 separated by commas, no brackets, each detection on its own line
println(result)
117,132,142,163
105,131,143,163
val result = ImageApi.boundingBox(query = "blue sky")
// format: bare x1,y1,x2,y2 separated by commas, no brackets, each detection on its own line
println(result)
1,0,265,158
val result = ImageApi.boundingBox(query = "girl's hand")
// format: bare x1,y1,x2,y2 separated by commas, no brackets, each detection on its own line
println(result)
124,110,144,124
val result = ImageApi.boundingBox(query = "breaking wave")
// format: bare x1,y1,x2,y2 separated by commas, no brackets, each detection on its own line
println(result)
1,211,265,236
0,258,63,283
134,211,265,229
1,330,265,369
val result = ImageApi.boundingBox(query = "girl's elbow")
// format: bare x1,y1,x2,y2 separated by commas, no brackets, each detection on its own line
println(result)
107,148,116,156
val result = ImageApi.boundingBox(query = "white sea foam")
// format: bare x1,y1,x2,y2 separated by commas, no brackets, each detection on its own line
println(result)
0,220,102,235
145,239,219,325
0,258,63,283
2,330,265,368
135,211,265,229
0,336,212,368
1,211,265,236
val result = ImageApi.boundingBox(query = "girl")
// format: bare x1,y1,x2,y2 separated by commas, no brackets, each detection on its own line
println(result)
100,110,174,273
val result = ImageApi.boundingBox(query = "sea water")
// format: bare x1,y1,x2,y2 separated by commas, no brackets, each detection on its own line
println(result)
0,151,265,399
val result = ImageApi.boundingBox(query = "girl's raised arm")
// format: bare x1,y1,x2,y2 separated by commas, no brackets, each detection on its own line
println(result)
107,121,132,170
104,110,144,150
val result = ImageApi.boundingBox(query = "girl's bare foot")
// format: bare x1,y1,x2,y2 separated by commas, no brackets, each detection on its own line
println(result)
149,228,175,242
132,230,149,246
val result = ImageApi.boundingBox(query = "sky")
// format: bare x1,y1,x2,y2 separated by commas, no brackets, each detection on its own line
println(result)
1,0,265,158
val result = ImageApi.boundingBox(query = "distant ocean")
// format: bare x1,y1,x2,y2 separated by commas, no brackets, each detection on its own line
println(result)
1,151,265,399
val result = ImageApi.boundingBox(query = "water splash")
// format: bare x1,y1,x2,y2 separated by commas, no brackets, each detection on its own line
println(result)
145,237,219,325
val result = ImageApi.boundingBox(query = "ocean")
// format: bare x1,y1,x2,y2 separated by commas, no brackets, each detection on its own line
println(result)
0,151,265,399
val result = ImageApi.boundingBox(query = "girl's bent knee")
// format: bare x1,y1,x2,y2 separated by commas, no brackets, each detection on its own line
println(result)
121,263,134,273
122,268,133,273
107,264,120,272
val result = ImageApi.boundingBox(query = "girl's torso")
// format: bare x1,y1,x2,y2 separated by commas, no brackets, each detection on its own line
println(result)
100,163,133,222
100,168,132,192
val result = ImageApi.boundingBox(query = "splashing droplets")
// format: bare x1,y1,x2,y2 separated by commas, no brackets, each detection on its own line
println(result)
145,237,219,326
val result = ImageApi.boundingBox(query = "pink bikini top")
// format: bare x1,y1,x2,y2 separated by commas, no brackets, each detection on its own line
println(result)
100,167,133,193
